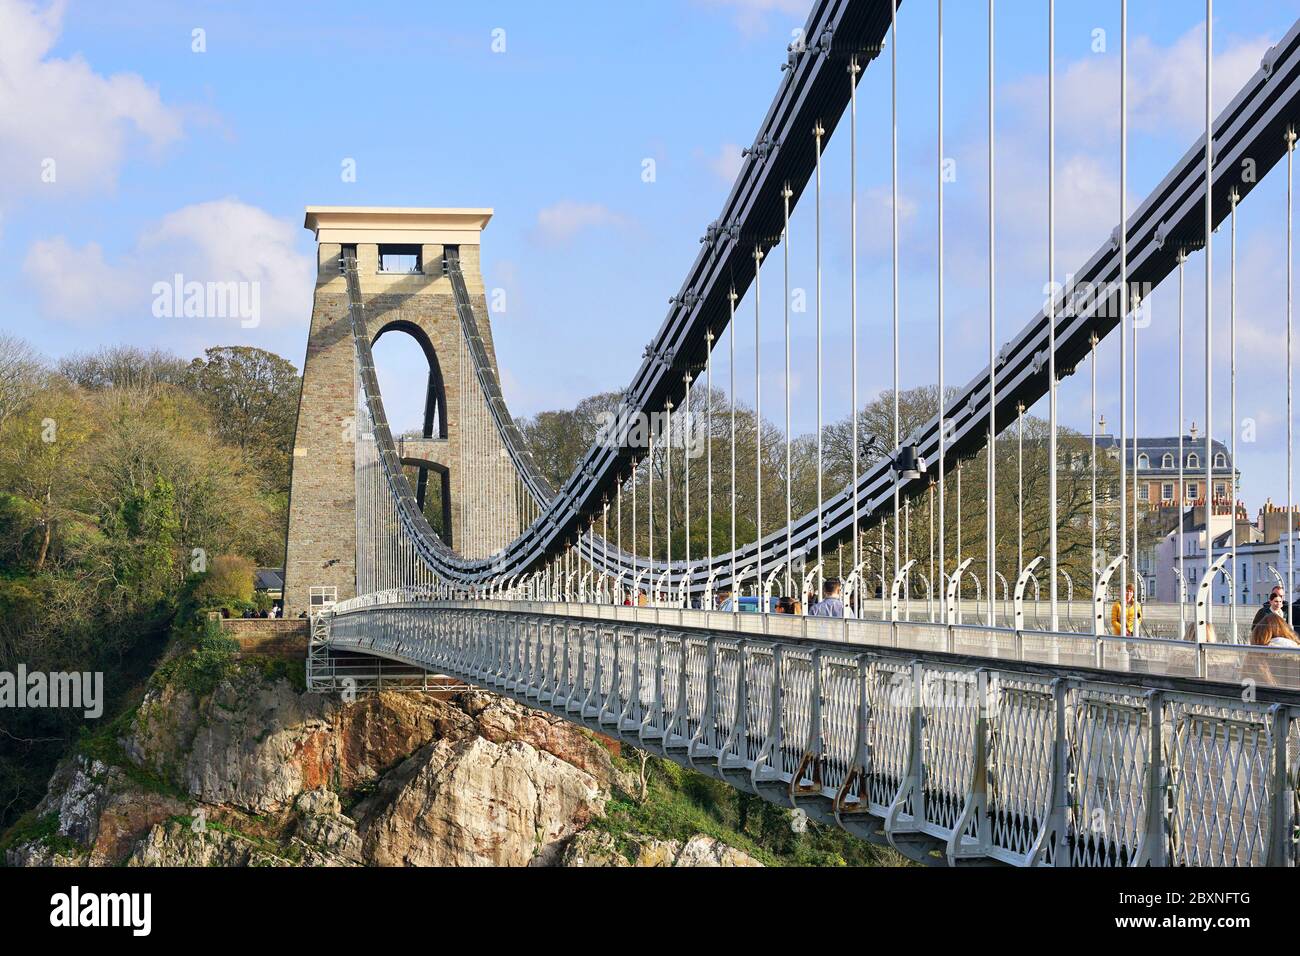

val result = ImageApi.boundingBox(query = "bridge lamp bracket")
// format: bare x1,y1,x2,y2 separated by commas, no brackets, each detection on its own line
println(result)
895,444,923,481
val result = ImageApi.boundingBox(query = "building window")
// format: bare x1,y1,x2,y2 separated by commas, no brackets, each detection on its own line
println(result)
308,586,337,611
1162,483,1174,501
1187,452,1200,469
1138,453,1150,469
1187,482,1199,500
1214,452,1227,468
1214,481,1227,499
1161,453,1173,468
1138,484,1150,501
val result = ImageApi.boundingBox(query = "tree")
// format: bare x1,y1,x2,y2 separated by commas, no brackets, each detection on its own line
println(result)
538,380,1121,606
0,335,46,429
0,344,303,836
58,345,188,392
821,385,958,491
100,476,180,605
0,385,95,572
184,346,301,493
517,391,621,490
85,386,281,575
193,554,256,606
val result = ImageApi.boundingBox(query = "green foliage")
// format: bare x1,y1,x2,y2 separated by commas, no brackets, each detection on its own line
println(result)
0,811,84,858
0,339,301,834
154,627,241,698
603,750,904,867
102,476,180,604
184,345,300,495
242,655,307,693
516,391,622,491
192,554,255,606
77,710,187,802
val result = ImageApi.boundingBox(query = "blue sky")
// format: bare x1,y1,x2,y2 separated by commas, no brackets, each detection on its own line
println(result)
3,0,1300,513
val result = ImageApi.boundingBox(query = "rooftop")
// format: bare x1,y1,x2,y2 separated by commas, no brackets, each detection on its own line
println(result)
303,206,493,246
254,568,285,591
1095,433,1233,473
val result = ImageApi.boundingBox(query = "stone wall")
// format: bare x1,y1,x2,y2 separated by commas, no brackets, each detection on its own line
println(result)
218,618,309,659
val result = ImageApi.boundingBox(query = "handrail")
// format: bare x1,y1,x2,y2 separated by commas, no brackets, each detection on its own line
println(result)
326,592,1300,696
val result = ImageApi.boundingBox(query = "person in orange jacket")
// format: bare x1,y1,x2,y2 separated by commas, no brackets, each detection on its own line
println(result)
1110,582,1142,636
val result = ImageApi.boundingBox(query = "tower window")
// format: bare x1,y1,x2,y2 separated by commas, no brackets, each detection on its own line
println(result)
378,244,423,274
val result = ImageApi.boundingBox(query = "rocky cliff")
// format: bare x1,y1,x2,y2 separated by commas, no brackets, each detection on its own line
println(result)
2,662,764,868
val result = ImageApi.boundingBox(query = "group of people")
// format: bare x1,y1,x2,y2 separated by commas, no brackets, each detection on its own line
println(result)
1109,579,1300,648
711,577,853,617
1249,584,1300,647
617,573,1300,650
237,605,282,619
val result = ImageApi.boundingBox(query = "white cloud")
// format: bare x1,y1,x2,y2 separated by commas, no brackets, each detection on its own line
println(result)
22,199,313,329
944,23,1268,286
140,200,313,324
694,0,807,37
0,0,183,206
1006,24,1271,145
860,185,918,256
705,142,745,185
532,200,628,244
22,236,135,320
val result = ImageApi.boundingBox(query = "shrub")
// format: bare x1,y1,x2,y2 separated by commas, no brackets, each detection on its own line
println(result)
192,554,255,607
154,623,240,698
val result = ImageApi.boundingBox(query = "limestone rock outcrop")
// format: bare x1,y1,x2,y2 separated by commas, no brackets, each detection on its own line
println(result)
4,664,762,868
559,829,763,868
357,736,602,866
125,672,469,814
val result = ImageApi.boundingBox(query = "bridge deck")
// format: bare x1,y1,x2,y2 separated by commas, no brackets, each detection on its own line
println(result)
314,599,1300,867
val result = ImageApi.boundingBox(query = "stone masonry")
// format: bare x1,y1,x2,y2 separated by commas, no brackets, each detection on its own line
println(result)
283,209,521,616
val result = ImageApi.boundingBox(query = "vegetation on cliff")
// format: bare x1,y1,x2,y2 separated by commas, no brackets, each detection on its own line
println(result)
0,339,300,833
597,752,900,867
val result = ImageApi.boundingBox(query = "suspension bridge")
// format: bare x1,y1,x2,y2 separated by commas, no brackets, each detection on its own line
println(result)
284,0,1300,866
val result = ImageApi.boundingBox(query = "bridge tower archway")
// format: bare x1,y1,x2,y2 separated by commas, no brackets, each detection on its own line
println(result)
282,208,522,614
371,319,455,544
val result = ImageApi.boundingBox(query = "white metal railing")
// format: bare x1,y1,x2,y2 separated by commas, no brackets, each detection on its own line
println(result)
326,592,1300,689
318,598,1300,867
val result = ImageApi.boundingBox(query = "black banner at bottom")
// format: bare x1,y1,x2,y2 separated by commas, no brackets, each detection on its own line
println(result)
0,864,1280,942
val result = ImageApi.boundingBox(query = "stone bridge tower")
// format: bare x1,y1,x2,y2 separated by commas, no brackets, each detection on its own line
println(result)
283,207,521,615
